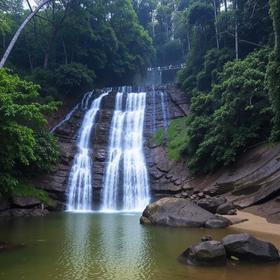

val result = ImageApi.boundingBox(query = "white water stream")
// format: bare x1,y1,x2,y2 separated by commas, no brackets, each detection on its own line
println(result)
102,87,150,211
67,91,109,212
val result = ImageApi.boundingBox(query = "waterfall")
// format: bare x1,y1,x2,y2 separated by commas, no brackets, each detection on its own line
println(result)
151,86,156,134
50,104,79,133
67,91,109,212
160,91,169,131
123,91,150,211
102,88,150,212
50,91,94,133
81,91,94,111
102,90,125,210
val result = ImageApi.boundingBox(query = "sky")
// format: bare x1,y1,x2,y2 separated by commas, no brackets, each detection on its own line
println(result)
23,0,37,9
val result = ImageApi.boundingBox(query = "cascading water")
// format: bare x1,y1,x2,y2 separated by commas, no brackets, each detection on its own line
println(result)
151,86,156,134
50,104,79,133
102,87,150,212
102,90,125,210
123,91,150,211
67,91,109,212
81,91,94,111
160,91,169,131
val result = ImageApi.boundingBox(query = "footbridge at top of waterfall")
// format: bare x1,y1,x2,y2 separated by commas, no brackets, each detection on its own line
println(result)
147,64,186,72
145,64,186,85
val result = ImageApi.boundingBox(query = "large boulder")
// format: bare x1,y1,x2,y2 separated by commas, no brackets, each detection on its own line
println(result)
12,196,41,208
140,197,230,228
197,196,226,213
222,233,280,262
178,241,227,266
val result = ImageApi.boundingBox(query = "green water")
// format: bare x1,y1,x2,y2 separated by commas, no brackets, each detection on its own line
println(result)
0,213,280,280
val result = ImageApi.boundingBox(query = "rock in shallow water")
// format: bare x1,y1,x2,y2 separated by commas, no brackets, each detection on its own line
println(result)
178,241,227,266
222,233,280,262
179,234,280,266
140,197,230,228
204,216,231,228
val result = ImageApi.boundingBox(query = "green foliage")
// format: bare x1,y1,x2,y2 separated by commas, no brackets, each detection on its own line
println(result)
187,2,214,26
30,129,60,173
157,39,184,66
166,118,188,161
13,183,49,203
2,0,154,89
152,118,188,161
185,49,272,174
55,63,95,96
153,128,165,146
268,0,280,141
0,69,59,193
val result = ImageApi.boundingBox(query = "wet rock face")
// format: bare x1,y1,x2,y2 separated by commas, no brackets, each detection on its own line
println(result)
222,233,280,262
140,197,230,228
0,86,188,215
144,85,190,198
12,196,41,208
179,241,227,266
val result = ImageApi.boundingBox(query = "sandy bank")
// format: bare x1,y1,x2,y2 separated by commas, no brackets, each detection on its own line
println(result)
226,211,280,237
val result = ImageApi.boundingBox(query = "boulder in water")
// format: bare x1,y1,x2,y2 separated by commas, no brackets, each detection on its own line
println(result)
178,241,227,266
140,197,230,228
222,233,280,262
205,216,231,228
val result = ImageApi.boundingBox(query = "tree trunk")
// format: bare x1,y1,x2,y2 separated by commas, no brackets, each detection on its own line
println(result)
234,0,239,60
224,0,228,13
213,0,220,49
268,0,280,140
186,30,191,52
28,53,33,72
0,0,51,68
62,39,68,65
270,0,280,60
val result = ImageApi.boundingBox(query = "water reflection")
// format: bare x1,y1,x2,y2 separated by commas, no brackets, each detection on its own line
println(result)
99,213,153,280
1,214,280,280
57,214,93,279
57,213,152,280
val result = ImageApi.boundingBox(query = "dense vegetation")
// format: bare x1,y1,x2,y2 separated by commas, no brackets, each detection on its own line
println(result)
147,0,280,174
0,0,280,196
0,0,154,196
1,0,154,97
0,68,59,194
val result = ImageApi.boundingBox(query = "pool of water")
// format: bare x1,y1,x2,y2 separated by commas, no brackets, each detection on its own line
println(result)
0,213,280,280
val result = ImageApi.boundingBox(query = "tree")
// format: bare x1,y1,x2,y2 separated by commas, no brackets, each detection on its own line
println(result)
268,0,280,140
181,50,271,174
0,0,51,68
0,69,59,192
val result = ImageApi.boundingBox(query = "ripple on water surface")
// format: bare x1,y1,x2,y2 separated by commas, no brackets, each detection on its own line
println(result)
0,213,280,280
